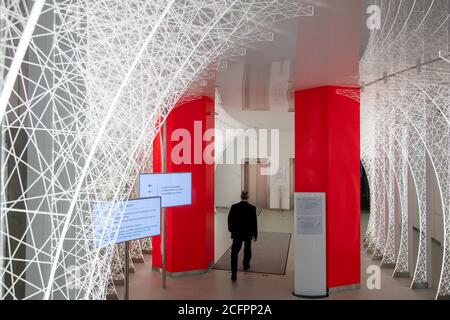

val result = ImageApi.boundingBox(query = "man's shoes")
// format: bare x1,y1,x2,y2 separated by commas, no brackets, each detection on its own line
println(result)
243,264,250,271
231,274,237,282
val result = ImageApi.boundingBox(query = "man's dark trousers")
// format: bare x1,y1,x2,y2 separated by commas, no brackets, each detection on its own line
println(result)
231,237,252,277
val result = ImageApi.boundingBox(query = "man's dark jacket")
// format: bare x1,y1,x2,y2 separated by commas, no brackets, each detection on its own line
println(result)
228,201,258,240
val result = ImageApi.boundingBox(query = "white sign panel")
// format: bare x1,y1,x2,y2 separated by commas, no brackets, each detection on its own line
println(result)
139,172,192,208
294,193,327,298
297,215,323,235
296,196,324,235
92,197,161,248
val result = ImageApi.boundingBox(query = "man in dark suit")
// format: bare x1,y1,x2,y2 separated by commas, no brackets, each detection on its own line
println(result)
228,191,258,282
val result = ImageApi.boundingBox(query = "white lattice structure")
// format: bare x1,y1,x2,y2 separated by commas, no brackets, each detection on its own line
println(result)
141,238,152,254
361,0,449,299
130,240,145,264
110,245,124,285
2,0,448,301
0,0,314,300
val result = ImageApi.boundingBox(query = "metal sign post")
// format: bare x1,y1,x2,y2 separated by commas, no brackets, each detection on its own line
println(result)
162,121,167,289
124,241,130,300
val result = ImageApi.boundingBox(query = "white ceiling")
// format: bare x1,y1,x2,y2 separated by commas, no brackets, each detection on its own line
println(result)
295,0,366,90
213,0,368,131
216,0,367,99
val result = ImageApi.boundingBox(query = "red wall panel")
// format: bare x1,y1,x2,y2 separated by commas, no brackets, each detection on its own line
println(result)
326,87,360,288
152,97,215,273
295,86,360,289
295,87,328,193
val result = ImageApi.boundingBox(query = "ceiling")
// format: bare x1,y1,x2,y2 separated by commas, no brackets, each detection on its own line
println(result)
295,0,366,90
214,0,368,115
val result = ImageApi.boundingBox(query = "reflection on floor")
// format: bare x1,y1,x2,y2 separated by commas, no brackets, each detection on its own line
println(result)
115,209,442,300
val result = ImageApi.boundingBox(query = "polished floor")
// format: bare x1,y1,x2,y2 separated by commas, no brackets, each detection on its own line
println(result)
115,209,443,300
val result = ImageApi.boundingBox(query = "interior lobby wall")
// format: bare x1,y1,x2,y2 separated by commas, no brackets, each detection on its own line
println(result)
214,130,294,210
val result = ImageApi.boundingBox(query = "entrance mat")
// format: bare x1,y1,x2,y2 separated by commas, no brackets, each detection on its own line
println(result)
213,232,291,276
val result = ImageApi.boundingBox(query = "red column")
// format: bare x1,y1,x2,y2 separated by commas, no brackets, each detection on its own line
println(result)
295,86,360,289
152,96,215,273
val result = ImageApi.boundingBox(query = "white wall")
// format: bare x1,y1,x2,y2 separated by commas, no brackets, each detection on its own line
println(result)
215,164,241,208
409,156,444,245
269,130,294,210
214,61,295,210
213,105,295,210
214,130,294,210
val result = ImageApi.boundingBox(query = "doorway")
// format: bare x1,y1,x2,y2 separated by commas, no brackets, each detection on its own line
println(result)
241,159,269,209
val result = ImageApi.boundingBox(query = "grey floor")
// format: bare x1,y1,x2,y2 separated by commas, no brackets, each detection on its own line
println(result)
115,209,442,300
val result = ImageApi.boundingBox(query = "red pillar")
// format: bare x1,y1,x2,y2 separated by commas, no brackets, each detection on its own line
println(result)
295,86,360,289
152,96,215,274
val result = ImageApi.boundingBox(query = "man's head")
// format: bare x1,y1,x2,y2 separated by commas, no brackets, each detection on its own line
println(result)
241,191,249,201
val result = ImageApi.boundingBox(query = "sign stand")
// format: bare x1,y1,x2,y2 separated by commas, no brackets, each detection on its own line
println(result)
162,121,167,289
293,192,327,299
124,241,130,300
92,197,161,300
139,122,192,289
